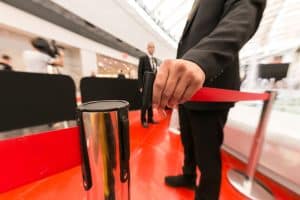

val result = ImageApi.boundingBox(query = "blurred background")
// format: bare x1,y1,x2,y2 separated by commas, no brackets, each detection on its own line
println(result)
0,0,300,196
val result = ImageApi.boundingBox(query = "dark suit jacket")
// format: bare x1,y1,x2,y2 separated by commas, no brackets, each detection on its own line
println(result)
138,55,158,89
178,0,266,110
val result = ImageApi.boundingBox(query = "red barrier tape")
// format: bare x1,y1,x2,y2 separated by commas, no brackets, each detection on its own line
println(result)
191,87,270,102
0,88,269,193
0,127,81,193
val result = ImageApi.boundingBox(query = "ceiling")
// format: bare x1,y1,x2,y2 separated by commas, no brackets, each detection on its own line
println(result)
51,0,177,59
2,0,146,58
132,0,194,42
131,0,300,60
3,0,300,62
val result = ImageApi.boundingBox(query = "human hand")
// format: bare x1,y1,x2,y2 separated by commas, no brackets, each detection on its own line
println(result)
152,59,205,108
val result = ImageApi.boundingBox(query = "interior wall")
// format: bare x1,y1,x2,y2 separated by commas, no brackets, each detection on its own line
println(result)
0,28,31,71
0,2,139,65
80,49,97,77
0,26,82,88
97,54,138,79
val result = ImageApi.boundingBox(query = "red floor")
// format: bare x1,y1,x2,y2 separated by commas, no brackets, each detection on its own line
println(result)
1,111,299,200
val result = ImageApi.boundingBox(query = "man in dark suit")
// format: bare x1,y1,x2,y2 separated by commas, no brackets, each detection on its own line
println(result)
138,42,159,128
152,0,266,199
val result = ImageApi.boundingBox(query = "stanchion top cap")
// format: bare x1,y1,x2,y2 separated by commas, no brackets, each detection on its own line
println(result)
78,100,129,112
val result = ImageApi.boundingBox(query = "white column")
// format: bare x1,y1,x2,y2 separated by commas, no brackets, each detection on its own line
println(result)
80,49,97,77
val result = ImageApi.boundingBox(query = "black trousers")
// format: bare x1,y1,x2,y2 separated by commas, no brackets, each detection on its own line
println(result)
141,106,153,123
178,104,229,200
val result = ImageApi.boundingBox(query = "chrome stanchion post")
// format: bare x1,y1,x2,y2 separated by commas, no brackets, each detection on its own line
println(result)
77,101,130,200
245,91,276,181
227,91,277,200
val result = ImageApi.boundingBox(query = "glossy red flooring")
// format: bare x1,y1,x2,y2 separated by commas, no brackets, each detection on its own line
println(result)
1,111,299,200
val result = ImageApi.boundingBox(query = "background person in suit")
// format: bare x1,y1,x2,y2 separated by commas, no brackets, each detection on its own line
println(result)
0,54,13,71
117,69,126,79
152,0,266,199
138,42,159,128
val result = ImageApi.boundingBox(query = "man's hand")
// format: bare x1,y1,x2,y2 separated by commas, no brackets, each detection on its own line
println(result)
152,59,205,108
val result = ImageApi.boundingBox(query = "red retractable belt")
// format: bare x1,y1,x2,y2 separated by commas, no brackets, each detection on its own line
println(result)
190,87,270,102
0,87,270,193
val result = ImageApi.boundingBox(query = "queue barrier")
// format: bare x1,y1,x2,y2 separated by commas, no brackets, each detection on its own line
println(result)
0,71,77,131
80,77,142,110
0,87,276,200
0,71,78,192
190,88,276,200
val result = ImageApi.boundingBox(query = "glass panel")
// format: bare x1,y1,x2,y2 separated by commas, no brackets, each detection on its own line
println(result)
130,0,194,42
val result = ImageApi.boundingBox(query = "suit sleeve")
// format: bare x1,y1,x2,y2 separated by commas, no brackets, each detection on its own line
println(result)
182,0,266,82
138,57,144,89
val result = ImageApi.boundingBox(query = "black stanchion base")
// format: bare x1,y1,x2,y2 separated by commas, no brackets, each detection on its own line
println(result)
227,169,274,200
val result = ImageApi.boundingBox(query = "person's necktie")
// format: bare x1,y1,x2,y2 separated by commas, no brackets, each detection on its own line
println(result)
151,57,156,72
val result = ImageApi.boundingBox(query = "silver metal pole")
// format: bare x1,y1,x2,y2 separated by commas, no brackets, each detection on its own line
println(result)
227,91,277,200
246,91,277,181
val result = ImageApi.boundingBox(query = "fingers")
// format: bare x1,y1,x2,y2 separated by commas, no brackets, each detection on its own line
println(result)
153,59,205,108
177,62,205,104
168,76,191,107
152,60,170,107
159,64,178,108
180,80,202,103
